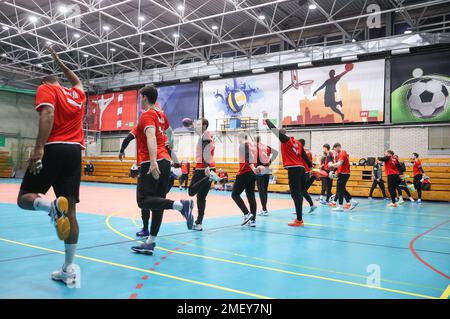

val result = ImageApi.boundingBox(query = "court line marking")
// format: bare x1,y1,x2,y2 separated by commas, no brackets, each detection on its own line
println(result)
440,285,450,299
409,220,450,280
0,236,271,299
106,216,437,299
130,217,443,293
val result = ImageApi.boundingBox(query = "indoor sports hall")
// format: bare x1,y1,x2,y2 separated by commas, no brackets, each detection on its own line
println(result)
0,0,449,301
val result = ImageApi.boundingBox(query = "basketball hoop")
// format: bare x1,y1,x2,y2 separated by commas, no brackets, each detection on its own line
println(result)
299,79,314,96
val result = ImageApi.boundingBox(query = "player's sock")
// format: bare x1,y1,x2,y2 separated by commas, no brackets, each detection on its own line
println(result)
63,244,77,271
33,198,52,212
146,235,156,245
172,201,183,211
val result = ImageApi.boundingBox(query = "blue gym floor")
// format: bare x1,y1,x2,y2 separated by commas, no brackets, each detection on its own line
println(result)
0,178,449,299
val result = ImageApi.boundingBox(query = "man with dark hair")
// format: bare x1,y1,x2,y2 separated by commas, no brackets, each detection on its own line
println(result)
188,118,221,231
16,48,86,285
368,158,388,200
131,85,194,255
411,153,424,203
263,112,312,227
319,144,334,204
378,150,401,207
255,135,278,216
328,143,358,211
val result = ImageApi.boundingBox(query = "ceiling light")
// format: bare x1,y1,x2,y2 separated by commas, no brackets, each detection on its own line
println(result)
209,74,221,79
110,48,116,52
297,61,313,68
173,32,179,38
1,53,6,57
83,54,89,57
177,4,185,11
180,78,191,83
2,25,9,30
28,15,38,23
252,68,265,74
351,38,356,43
404,29,412,34
46,41,53,45
103,25,110,31
308,4,317,10
37,63,43,67
58,5,69,14
211,25,218,30
391,48,410,55
341,55,358,62
73,33,80,38
258,15,265,20
138,16,145,21
140,42,145,45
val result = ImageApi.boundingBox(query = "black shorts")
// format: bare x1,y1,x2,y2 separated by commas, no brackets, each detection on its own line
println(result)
20,144,82,203
136,159,171,204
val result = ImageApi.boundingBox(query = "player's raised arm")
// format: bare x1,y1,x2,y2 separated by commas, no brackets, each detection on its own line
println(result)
48,47,83,92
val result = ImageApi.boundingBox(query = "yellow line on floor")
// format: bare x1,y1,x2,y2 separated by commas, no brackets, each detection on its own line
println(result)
440,284,450,299
106,216,437,299
0,236,271,299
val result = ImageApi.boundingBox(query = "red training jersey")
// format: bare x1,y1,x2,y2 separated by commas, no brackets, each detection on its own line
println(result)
384,155,399,176
336,150,350,174
135,108,170,166
181,160,189,174
238,142,256,175
195,131,215,169
280,136,307,169
413,160,423,176
257,143,272,166
36,84,86,148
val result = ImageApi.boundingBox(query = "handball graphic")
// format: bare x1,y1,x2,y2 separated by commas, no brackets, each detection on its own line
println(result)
406,78,449,118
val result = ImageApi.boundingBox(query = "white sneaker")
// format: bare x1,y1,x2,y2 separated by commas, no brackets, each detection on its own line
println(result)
350,199,359,210
247,220,256,227
208,171,222,183
332,205,344,212
192,223,203,231
241,213,253,226
397,197,405,205
49,197,70,241
308,206,317,214
409,197,415,202
51,265,77,286
257,210,269,216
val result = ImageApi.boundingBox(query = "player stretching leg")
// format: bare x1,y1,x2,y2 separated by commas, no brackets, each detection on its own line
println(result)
17,48,85,285
378,150,401,208
131,86,193,255
411,153,424,203
188,118,221,231
263,112,312,227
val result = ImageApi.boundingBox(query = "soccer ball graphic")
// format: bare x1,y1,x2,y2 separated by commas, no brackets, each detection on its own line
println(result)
406,78,449,118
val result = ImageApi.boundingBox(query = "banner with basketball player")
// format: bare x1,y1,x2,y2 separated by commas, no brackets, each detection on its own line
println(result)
202,73,280,131
86,90,138,131
391,51,450,124
282,60,385,126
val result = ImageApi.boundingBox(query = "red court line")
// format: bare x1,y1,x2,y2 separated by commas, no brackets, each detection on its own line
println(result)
409,220,450,280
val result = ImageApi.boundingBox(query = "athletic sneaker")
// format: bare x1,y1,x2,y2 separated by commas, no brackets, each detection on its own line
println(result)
131,242,156,255
368,197,373,200
409,197,415,202
349,199,359,210
242,213,253,226
384,197,390,201
51,264,77,285
192,223,203,231
49,197,70,241
288,219,304,227
136,228,149,237
257,210,269,216
332,205,344,212
208,171,222,183
180,200,194,230
397,197,405,205
247,220,256,227
328,202,337,207
291,211,297,215
308,206,317,214
417,199,422,203
343,203,351,209
388,203,397,208
320,199,328,205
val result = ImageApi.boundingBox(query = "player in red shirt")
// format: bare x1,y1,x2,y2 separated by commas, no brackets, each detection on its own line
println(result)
118,107,179,238
188,118,221,231
377,150,401,207
130,86,194,255
411,152,425,203
255,135,279,216
263,112,312,227
179,160,190,190
16,48,85,285
297,139,317,213
328,143,358,211
233,132,258,227
319,144,334,204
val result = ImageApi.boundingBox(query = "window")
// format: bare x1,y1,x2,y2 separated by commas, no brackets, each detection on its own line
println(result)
369,26,386,39
222,51,236,58
269,44,281,53
101,138,120,153
253,46,267,55
428,127,450,149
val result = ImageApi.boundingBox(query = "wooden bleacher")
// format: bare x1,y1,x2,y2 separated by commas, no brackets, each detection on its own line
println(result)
0,151,13,178
81,156,450,202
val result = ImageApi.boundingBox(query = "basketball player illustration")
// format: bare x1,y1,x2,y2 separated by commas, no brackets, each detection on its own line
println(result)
313,64,353,121
91,94,115,130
